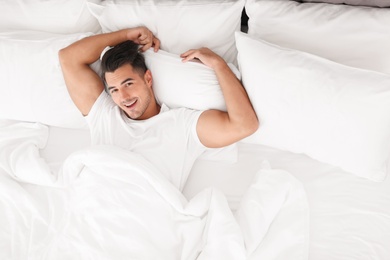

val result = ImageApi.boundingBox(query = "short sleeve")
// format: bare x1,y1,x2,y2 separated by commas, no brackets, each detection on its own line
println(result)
85,91,118,145
186,109,239,163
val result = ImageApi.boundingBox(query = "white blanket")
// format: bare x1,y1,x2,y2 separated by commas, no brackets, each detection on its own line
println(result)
0,120,309,259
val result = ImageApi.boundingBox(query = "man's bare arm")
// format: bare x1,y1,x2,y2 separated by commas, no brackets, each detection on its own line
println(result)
59,27,159,116
181,48,259,148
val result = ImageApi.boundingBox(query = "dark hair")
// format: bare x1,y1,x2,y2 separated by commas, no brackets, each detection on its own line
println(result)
101,40,148,91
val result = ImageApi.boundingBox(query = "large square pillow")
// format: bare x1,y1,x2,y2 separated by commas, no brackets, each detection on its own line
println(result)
0,31,93,129
245,0,390,75
143,49,240,111
0,0,101,34
87,0,244,64
235,32,390,182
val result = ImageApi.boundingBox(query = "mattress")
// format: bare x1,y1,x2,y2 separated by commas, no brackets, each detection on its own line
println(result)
40,126,390,259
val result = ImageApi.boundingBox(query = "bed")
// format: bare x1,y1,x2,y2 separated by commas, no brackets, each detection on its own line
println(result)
1,0,390,259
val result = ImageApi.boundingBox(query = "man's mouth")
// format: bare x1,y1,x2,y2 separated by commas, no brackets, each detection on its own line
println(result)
123,99,137,109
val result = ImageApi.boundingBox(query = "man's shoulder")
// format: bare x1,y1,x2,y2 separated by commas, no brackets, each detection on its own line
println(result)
86,91,120,126
161,104,203,118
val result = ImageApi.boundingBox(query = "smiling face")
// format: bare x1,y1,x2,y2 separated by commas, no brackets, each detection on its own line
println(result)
105,63,159,120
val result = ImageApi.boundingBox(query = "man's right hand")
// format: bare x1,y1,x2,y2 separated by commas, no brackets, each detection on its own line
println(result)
127,26,160,52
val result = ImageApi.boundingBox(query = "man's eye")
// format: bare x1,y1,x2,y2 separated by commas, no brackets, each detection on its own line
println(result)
125,82,133,87
110,89,118,94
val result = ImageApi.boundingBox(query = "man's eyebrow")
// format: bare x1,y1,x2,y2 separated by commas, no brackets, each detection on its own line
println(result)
107,78,134,91
121,78,134,85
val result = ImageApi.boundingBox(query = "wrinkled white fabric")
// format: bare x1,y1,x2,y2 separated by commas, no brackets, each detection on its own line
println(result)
0,120,309,259
235,161,310,259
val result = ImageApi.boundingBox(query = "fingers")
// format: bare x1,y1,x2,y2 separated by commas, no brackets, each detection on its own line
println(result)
180,48,225,69
180,49,198,62
138,30,152,45
139,35,160,52
136,27,160,52
140,42,152,52
180,48,210,63
153,37,160,52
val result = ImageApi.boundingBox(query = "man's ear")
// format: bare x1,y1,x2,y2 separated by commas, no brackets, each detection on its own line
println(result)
144,69,153,88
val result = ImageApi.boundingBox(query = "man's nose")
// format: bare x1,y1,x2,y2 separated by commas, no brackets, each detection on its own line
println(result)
119,88,130,100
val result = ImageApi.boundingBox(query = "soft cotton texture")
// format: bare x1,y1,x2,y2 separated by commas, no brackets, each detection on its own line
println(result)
0,0,101,33
0,120,309,260
0,31,91,129
236,32,390,181
87,0,244,64
245,0,390,74
143,49,240,111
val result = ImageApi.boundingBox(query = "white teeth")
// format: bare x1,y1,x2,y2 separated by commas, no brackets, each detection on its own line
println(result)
123,99,136,107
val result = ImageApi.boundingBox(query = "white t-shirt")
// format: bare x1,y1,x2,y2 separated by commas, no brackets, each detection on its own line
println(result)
86,91,206,190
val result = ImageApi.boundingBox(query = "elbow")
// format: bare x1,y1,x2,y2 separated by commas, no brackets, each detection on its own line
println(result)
247,116,260,136
58,46,75,68
58,48,68,66
240,104,260,138
238,115,259,139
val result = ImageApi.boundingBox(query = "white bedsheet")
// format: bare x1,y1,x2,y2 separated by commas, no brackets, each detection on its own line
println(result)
0,120,309,259
186,143,390,260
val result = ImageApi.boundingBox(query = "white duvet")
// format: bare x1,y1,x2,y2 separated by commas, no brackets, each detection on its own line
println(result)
0,120,309,260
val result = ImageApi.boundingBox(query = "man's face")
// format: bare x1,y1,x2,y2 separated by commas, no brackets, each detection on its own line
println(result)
105,64,154,120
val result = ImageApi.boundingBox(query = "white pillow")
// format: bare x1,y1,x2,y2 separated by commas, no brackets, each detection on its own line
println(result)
143,49,240,111
302,0,390,7
235,32,390,182
245,0,390,75
0,31,92,129
0,0,101,34
87,0,244,64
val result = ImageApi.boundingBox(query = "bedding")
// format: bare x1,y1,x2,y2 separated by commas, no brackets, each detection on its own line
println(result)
0,0,101,34
143,49,240,112
0,121,308,259
1,0,390,259
86,0,244,64
20,123,390,260
0,31,91,129
235,32,390,182
245,0,390,74
186,142,390,260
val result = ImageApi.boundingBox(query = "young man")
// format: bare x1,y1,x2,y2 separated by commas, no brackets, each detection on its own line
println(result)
59,26,258,190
